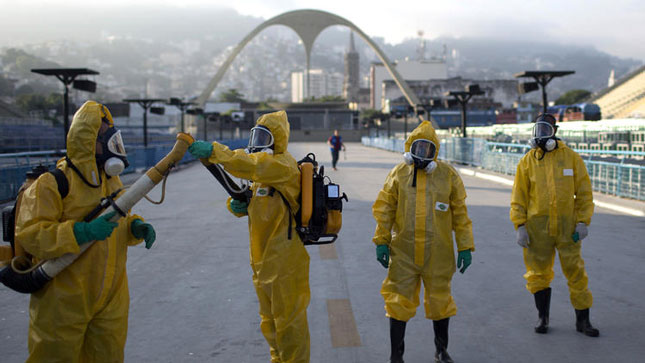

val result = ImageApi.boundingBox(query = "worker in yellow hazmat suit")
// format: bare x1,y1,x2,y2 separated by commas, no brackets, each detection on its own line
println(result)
15,101,156,362
188,110,310,363
372,121,474,363
510,113,598,337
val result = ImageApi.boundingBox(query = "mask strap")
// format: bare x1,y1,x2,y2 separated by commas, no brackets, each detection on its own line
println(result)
412,167,418,187
66,156,101,188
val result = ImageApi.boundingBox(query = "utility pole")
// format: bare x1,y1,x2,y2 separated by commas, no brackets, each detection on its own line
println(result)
123,98,166,147
167,98,197,133
31,68,99,148
445,84,485,138
515,71,575,114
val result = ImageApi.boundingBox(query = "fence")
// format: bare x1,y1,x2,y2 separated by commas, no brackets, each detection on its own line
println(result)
362,136,645,201
0,138,249,202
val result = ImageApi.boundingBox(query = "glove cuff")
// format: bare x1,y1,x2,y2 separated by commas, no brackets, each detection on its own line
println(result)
131,219,146,239
73,222,91,245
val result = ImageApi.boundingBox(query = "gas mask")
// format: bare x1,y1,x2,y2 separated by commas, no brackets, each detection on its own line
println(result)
403,138,437,174
246,125,274,154
96,127,129,176
529,120,557,153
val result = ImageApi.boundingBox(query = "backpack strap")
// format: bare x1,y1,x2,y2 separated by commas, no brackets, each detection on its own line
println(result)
49,168,69,199
269,187,295,239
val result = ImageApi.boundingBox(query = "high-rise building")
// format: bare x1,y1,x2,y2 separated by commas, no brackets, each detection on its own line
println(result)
343,32,360,103
291,69,344,102
291,72,305,103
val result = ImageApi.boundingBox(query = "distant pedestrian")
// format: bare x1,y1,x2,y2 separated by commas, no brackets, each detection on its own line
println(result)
327,129,346,171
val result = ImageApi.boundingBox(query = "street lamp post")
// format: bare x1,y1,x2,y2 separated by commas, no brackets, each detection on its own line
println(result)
167,98,197,133
204,112,220,140
122,98,166,147
31,68,99,148
514,71,575,114
186,107,204,137
420,98,441,125
445,84,485,138
387,113,391,139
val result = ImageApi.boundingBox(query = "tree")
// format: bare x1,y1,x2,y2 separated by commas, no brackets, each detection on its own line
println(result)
555,89,591,105
303,95,345,102
360,108,387,127
15,84,35,96
16,92,63,116
0,75,15,96
16,93,47,113
1,48,59,77
218,88,246,103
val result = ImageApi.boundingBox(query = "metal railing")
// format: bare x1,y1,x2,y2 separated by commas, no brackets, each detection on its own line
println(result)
0,138,249,202
362,136,645,201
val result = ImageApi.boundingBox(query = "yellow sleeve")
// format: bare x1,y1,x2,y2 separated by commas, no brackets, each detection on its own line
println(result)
208,142,296,185
450,171,474,252
371,168,398,246
510,157,529,229
226,197,247,218
15,173,79,260
573,153,594,225
126,214,145,246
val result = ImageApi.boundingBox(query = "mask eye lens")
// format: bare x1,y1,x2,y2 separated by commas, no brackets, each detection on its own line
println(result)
533,122,554,138
410,139,436,160
248,126,274,150
106,130,127,156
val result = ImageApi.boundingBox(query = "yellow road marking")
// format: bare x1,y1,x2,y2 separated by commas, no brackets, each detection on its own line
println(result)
327,299,362,347
319,244,338,259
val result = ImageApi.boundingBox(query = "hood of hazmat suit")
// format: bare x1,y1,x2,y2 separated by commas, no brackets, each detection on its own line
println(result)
207,110,311,363
372,121,474,322
510,140,594,309
15,100,145,362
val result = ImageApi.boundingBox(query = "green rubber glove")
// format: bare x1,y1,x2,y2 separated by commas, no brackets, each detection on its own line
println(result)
131,219,156,249
457,250,472,274
230,199,248,215
188,140,213,159
73,211,118,246
376,244,390,268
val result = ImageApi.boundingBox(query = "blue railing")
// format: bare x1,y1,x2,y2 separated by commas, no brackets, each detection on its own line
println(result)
362,136,645,201
0,138,248,202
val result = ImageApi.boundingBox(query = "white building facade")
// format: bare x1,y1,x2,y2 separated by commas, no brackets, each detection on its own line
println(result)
370,58,448,110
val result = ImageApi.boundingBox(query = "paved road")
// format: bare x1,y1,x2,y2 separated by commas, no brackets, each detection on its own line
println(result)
1,142,644,362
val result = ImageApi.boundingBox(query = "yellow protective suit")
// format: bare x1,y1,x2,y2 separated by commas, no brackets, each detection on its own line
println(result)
15,101,145,363
372,121,474,322
510,141,594,309
207,111,310,363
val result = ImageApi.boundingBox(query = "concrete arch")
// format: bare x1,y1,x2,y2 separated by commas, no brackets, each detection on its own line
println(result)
197,9,421,111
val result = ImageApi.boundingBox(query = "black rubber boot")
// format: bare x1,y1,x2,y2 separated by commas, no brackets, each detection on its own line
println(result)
389,318,407,363
575,309,599,337
433,318,454,363
533,287,551,334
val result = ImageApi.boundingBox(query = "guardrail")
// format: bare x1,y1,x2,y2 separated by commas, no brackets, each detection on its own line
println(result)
362,136,645,201
0,138,248,202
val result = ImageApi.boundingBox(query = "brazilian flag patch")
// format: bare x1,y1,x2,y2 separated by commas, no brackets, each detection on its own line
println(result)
435,201,449,211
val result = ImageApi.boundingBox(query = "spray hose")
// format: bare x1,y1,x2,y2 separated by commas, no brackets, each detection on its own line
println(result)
199,159,252,202
0,133,195,294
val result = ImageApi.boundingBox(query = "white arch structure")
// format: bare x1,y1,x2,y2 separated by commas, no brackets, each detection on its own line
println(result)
196,9,422,111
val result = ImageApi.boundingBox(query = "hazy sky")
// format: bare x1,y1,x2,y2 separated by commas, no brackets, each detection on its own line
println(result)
3,0,645,60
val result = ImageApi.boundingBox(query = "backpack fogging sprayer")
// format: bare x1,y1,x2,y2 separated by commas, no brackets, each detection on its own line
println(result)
196,152,348,245
0,133,195,293
297,153,347,245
